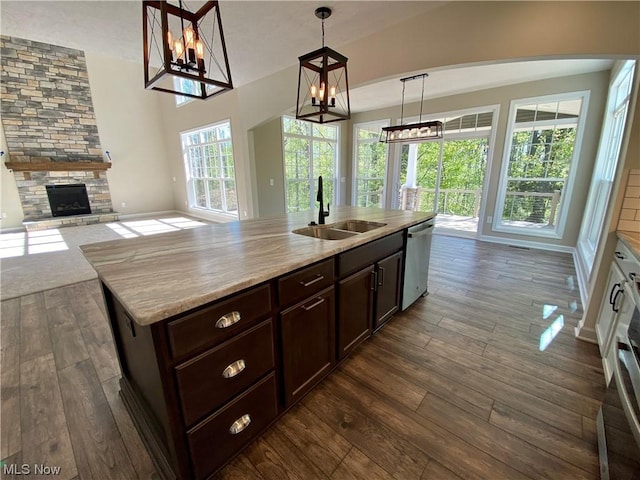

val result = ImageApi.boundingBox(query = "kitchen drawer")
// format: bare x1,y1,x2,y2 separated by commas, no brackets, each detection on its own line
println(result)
187,373,278,480
337,231,404,278
278,258,334,308
167,283,272,359
176,318,275,426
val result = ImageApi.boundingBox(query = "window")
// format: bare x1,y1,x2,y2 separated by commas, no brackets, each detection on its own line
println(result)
578,61,635,274
494,92,589,237
353,121,388,207
174,78,221,106
181,121,238,216
282,116,338,212
175,77,198,106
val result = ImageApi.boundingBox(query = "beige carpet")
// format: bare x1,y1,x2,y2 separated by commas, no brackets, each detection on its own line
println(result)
0,215,211,301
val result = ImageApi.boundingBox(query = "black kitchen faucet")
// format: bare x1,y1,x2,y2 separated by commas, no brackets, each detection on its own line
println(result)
317,175,330,224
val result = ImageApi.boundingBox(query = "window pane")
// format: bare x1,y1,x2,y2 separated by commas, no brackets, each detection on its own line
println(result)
207,179,222,210
181,121,237,215
194,179,206,208
224,180,237,212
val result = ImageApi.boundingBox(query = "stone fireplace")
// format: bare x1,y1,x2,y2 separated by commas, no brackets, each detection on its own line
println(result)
0,35,118,229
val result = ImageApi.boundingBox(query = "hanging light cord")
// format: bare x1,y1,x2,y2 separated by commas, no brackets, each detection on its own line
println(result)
419,74,425,123
400,80,406,125
398,73,429,126
321,17,325,48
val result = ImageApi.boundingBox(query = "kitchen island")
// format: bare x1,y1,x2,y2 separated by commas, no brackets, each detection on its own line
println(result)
81,206,435,479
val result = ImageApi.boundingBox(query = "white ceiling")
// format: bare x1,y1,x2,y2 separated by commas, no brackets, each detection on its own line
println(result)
0,1,614,113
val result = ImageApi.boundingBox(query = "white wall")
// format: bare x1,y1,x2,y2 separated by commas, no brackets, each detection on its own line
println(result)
85,53,174,216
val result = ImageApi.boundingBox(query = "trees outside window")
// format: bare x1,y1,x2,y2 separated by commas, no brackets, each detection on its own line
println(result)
282,117,338,212
354,121,388,207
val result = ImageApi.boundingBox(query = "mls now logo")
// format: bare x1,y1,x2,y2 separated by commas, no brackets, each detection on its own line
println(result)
1,461,62,475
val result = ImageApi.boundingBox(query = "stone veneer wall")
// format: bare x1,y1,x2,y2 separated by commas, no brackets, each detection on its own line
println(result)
0,36,103,162
0,35,114,221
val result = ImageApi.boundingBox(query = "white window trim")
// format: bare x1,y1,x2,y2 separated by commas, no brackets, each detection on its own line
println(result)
180,119,239,220
492,90,590,239
281,116,340,212
577,60,635,277
352,119,390,207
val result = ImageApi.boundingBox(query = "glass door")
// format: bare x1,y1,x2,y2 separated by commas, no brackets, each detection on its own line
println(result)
395,108,494,236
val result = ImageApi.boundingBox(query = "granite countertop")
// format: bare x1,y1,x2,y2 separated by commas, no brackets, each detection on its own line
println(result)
80,206,435,326
617,231,640,263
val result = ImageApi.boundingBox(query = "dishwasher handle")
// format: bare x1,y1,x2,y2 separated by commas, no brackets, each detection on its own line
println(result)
408,224,433,238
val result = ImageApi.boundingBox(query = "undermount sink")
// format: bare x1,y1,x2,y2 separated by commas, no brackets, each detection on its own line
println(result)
330,219,387,233
292,219,387,240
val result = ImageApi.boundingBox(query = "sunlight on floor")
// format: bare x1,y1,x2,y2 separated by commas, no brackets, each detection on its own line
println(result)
0,217,208,259
0,229,69,259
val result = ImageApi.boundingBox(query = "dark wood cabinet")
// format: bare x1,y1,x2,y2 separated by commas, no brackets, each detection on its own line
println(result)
187,373,278,479
100,226,413,480
280,286,336,406
374,251,403,330
337,266,374,359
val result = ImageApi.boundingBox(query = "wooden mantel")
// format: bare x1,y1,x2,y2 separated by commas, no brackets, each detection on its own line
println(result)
5,161,112,172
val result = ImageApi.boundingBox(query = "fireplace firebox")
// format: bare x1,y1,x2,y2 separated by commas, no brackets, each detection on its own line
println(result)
46,184,92,217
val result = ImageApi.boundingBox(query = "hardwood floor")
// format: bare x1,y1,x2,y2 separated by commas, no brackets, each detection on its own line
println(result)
0,234,605,479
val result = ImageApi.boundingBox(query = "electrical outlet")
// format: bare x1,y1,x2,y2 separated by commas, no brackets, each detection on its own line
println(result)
121,202,126,208
486,216,493,223
172,176,177,182
269,178,274,186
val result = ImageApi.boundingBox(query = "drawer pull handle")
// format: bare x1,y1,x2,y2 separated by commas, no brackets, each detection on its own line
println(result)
222,359,246,379
215,311,241,329
299,274,324,288
229,414,251,435
302,297,325,311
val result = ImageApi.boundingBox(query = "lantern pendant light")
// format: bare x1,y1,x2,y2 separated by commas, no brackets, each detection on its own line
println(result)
380,73,443,143
296,7,350,124
142,0,233,100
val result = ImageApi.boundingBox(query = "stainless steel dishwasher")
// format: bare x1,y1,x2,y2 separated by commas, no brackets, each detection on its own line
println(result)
402,218,434,310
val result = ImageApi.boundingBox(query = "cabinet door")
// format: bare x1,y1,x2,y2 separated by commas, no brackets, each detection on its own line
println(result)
337,266,375,359
280,287,335,407
374,251,403,331
596,261,625,354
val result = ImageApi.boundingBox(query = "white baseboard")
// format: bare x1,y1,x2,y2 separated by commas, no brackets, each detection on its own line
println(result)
572,248,590,309
117,210,181,220
574,324,598,344
476,233,575,254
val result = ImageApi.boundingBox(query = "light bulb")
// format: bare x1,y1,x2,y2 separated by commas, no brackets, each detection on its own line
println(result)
195,40,204,59
310,84,317,98
330,86,336,98
184,27,195,48
319,82,325,101
174,39,184,58
167,30,174,50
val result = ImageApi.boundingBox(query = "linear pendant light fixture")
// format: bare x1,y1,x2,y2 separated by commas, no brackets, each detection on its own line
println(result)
296,7,350,124
142,0,233,100
380,73,443,143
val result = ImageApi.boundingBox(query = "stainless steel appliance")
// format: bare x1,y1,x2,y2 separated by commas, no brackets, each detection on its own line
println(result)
597,254,640,479
402,218,434,310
